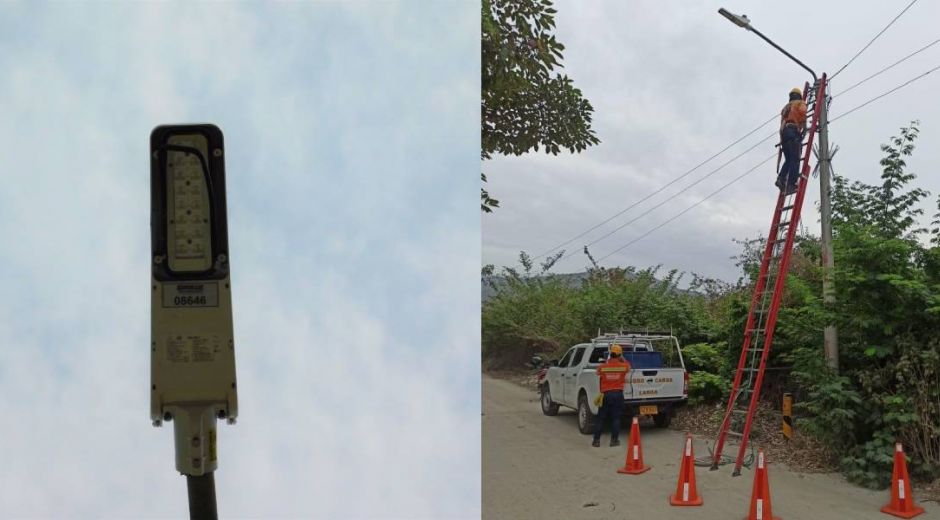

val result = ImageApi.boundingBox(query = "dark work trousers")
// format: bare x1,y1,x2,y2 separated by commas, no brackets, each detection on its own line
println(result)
593,390,625,442
778,125,802,188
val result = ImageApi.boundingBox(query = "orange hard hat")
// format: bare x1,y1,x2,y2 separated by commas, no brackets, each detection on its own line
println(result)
610,344,623,355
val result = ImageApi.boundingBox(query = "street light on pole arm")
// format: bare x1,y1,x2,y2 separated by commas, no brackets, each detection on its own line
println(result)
716,8,837,371
718,7,817,82
718,8,751,30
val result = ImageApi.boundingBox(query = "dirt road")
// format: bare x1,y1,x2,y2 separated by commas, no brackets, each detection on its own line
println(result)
482,375,939,519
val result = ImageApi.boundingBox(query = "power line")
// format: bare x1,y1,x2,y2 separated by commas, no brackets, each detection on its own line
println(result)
834,37,940,97
830,0,920,80
831,62,940,123
594,153,777,263
555,130,778,264
530,113,778,260
594,62,940,265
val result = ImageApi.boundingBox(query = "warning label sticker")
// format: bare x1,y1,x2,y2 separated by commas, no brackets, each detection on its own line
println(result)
166,335,221,363
209,428,217,462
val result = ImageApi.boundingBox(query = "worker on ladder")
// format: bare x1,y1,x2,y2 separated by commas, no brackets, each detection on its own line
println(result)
776,87,807,195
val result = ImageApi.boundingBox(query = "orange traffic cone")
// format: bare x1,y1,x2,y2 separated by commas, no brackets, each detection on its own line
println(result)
881,443,925,518
745,449,780,520
617,417,651,474
669,434,703,506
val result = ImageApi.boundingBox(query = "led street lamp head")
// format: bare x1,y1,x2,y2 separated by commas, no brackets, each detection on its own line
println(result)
718,8,751,30
150,124,238,479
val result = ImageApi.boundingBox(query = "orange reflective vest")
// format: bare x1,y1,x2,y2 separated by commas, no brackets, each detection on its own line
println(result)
781,100,807,129
596,357,631,393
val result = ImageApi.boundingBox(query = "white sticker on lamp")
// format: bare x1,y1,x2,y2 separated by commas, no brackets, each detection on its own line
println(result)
162,283,219,308
166,335,221,363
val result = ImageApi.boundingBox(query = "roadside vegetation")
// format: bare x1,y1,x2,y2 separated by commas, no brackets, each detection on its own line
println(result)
482,122,940,491
481,0,599,212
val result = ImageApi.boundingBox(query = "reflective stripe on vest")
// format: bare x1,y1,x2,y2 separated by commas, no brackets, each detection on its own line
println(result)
599,366,628,373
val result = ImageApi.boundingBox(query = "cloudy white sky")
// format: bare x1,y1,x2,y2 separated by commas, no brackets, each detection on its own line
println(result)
483,0,940,283
0,2,477,519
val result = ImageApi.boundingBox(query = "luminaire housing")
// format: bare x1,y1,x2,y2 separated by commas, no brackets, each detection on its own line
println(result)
718,8,751,30
150,124,237,477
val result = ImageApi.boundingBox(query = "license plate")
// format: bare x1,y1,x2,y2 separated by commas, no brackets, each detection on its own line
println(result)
639,405,658,415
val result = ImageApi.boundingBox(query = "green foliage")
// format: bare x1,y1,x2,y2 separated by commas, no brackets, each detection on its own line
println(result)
482,256,723,368
573,266,722,344
790,121,940,487
842,430,898,489
481,0,599,211
682,342,726,373
480,173,499,213
688,371,729,405
790,347,862,448
482,252,583,366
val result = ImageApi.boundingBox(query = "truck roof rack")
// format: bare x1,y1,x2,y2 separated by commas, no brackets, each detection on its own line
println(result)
590,331,675,343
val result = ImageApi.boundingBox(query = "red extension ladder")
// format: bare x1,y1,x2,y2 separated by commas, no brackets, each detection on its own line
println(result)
710,75,827,476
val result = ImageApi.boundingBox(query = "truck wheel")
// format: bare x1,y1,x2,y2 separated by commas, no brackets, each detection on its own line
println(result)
540,385,559,416
577,393,596,435
653,412,672,428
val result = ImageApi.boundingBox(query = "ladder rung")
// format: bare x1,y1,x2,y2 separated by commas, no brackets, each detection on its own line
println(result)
781,204,794,211
726,430,744,437
778,220,791,227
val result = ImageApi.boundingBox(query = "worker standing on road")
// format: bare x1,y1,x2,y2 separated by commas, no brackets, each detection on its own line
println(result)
592,344,631,448
776,87,808,195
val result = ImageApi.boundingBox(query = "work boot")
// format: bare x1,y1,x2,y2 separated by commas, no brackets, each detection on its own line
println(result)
775,177,783,190
785,184,798,196
610,438,620,447
591,439,600,448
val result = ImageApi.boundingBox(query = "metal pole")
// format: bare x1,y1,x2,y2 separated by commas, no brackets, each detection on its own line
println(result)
747,26,817,83
817,75,839,372
186,472,219,520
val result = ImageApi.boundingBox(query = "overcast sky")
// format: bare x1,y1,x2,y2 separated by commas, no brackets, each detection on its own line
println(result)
483,0,940,283
0,2,478,518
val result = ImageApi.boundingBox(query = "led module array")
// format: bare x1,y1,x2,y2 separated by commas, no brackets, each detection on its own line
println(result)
167,138,212,272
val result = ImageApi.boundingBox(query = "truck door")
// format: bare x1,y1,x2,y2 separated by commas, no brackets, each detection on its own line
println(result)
562,346,587,405
550,348,575,405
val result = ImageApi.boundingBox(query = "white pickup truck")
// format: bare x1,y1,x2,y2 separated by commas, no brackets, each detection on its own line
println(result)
537,332,689,434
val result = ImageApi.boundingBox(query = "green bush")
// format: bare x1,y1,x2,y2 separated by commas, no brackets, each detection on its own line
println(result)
482,258,725,370
688,371,729,405
682,342,726,373
842,431,897,489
